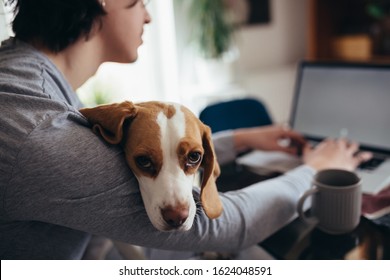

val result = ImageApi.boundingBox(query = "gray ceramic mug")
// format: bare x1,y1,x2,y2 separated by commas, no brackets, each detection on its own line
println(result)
297,169,362,235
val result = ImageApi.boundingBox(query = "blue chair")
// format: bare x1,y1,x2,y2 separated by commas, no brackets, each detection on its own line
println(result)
199,98,272,133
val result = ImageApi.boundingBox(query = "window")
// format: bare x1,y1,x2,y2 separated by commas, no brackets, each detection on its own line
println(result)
0,1,13,42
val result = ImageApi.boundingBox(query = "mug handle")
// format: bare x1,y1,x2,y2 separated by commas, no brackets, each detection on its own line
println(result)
297,187,319,225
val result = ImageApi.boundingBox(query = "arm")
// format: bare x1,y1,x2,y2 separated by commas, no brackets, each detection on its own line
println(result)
212,125,307,166
5,112,368,253
4,111,314,252
233,125,306,155
213,125,371,171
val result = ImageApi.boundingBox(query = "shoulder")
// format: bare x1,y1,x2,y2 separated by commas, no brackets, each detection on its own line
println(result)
0,38,77,104
0,39,47,95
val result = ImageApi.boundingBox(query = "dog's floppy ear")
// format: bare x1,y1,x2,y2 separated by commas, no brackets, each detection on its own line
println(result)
79,101,138,145
200,124,223,219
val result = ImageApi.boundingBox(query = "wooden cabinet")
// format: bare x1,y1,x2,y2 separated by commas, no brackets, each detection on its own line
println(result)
307,0,390,62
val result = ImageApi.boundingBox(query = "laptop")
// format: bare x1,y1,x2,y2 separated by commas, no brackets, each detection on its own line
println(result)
238,61,390,194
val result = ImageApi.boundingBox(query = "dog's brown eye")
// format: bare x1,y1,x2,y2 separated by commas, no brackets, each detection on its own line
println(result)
187,152,202,165
135,156,153,169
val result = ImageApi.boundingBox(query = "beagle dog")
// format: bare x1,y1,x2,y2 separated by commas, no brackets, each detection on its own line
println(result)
80,101,223,232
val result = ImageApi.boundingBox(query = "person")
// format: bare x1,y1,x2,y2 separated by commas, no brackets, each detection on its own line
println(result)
0,0,371,260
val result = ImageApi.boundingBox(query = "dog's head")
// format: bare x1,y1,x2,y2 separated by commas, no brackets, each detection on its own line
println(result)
80,101,223,231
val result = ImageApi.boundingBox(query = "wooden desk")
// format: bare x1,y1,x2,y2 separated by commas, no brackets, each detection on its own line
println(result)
217,162,390,260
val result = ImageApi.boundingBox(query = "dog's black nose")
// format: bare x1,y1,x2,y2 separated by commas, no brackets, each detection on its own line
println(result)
161,206,189,228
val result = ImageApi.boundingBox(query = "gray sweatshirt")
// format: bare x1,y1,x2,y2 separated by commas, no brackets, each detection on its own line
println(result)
0,38,314,259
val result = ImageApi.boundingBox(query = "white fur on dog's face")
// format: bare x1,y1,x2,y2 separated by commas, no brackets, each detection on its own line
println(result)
124,102,203,231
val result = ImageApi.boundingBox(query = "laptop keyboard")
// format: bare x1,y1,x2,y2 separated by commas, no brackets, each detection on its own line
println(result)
358,156,386,171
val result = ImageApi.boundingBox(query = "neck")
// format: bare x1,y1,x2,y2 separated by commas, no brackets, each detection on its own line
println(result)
38,36,105,90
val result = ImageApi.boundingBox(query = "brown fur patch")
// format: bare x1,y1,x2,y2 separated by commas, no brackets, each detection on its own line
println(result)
123,103,164,179
165,104,176,119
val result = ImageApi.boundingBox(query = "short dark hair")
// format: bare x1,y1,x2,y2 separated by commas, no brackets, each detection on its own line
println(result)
4,0,106,52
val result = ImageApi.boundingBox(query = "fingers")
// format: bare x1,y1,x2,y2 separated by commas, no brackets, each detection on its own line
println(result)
323,138,372,168
326,138,362,158
336,138,359,155
321,138,358,151
279,145,300,155
276,126,371,168
353,151,373,166
282,129,306,144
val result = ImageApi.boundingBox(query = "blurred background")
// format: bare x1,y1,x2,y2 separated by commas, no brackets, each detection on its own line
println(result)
1,0,389,123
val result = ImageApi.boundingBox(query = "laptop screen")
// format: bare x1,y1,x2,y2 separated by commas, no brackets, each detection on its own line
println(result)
290,62,390,153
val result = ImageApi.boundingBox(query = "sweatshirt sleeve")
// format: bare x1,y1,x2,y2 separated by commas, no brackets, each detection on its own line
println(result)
4,110,315,253
212,130,237,165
